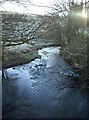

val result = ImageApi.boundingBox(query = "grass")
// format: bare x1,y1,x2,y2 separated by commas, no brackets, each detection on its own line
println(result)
2,39,57,69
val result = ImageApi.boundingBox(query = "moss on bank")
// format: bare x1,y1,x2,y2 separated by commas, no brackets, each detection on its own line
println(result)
3,47,40,69
2,40,56,69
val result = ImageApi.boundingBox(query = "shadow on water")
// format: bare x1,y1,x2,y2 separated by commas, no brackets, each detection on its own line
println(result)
2,46,87,118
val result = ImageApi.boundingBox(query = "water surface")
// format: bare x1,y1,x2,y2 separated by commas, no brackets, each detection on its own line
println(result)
2,46,87,118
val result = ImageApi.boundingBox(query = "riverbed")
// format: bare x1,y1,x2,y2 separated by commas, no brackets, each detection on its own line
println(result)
2,46,87,118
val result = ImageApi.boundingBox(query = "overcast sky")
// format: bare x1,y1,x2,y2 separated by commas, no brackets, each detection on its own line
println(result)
0,0,55,14
0,0,87,15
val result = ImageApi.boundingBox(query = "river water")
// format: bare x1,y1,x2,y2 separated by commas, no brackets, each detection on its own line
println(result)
2,47,87,118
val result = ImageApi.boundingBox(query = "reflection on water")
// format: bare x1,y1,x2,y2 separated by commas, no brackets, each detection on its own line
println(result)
2,46,87,118
38,47,61,68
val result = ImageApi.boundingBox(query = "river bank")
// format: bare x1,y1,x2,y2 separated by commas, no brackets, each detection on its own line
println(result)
3,40,87,86
60,48,87,82
2,39,56,69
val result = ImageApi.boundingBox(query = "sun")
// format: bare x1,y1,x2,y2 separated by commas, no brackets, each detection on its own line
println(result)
82,11,87,18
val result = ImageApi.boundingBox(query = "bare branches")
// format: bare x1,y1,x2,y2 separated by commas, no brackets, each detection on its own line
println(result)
2,12,45,47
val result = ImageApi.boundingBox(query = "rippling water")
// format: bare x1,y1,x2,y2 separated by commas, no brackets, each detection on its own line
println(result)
2,46,87,118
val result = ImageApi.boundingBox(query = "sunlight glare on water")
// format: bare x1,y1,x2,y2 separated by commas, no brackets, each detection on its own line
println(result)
38,47,61,68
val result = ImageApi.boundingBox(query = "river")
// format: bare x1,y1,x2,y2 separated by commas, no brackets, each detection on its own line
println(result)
2,46,87,118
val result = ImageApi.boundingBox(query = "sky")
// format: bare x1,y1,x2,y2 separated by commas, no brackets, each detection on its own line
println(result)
0,0,87,15
0,0,55,15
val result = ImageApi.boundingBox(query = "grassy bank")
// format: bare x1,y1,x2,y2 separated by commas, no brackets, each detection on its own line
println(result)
2,39,56,69
3,46,39,69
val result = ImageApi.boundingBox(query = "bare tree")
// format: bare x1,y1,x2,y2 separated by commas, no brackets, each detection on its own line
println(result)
2,12,45,47
0,1,47,70
51,0,88,78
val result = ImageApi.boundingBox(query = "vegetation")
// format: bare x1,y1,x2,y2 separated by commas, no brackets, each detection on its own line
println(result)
1,12,46,69
1,1,88,118
50,0,88,80
1,0,88,81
